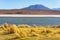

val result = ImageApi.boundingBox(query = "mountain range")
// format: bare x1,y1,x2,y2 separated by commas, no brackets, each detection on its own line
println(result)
22,4,60,11
23,5,50,10
0,4,60,15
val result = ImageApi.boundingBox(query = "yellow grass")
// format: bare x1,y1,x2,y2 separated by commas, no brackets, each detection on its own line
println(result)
0,23,60,40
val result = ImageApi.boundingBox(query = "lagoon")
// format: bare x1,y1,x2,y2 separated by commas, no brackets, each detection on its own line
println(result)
0,17,60,25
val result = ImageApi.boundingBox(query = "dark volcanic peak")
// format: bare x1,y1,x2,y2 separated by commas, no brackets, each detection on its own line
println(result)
23,4,50,10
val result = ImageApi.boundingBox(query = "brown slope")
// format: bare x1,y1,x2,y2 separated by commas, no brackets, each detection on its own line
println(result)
0,9,60,15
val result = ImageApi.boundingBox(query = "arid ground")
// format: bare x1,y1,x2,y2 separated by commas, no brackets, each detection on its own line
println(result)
0,9,60,15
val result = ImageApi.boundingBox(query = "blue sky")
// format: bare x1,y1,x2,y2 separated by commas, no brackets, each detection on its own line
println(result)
0,0,60,9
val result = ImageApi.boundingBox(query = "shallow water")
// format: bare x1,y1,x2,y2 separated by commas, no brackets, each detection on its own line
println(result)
0,17,60,25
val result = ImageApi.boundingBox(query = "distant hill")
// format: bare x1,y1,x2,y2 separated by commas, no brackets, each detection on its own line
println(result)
23,4,50,10
52,8,60,11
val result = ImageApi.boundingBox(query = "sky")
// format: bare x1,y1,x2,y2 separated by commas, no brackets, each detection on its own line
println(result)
0,0,60,9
